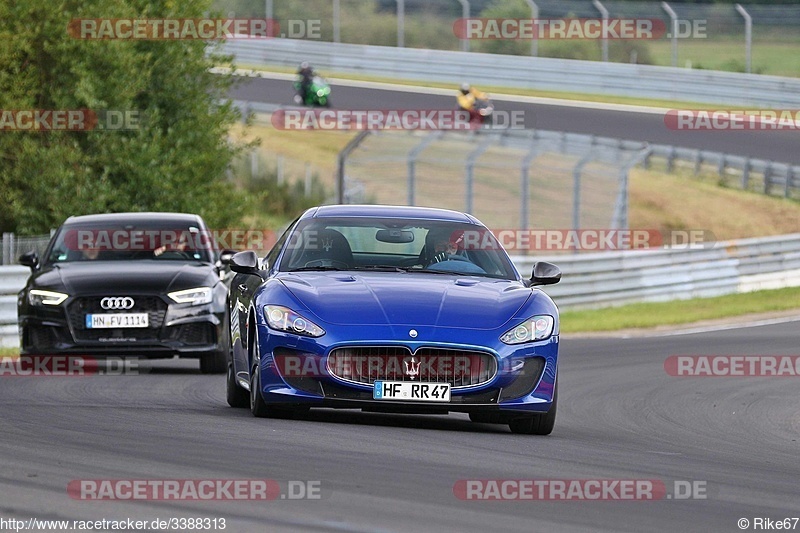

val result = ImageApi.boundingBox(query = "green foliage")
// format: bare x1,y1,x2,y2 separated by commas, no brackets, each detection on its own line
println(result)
0,0,251,234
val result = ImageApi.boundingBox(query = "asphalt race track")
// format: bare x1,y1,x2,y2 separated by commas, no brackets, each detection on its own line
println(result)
1,320,798,532
230,76,800,164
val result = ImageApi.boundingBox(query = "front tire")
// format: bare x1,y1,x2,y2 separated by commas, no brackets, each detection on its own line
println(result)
227,361,249,408
508,383,557,435
250,364,270,418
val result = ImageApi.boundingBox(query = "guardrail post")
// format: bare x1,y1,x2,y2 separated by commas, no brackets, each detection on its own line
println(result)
717,154,726,178
524,0,539,56
396,0,404,47
592,0,609,62
763,162,772,195
661,2,678,67
693,150,701,175
456,0,470,52
784,166,792,198
2,233,13,265
742,158,750,189
735,4,752,74
666,145,676,172
337,131,371,204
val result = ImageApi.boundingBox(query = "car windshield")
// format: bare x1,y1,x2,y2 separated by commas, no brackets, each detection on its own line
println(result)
45,221,216,264
278,217,518,280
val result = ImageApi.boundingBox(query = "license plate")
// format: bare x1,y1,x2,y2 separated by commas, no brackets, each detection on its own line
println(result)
85,313,149,329
373,381,451,402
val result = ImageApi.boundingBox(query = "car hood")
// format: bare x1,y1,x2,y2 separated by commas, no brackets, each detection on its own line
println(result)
277,272,531,330
33,261,216,295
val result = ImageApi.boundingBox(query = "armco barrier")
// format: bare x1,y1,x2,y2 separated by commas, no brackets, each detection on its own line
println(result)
514,233,800,308
2,234,800,346
0,266,29,348
220,39,800,107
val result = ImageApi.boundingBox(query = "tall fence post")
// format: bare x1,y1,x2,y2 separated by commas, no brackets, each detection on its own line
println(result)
337,131,371,204
735,4,752,74
464,134,497,214
572,152,595,231
456,0,470,52
1,233,10,265
396,0,405,48
333,0,341,43
592,0,609,62
525,0,539,57
407,131,443,206
662,2,678,67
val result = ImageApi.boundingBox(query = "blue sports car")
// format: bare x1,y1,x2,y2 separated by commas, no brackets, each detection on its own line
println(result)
225,205,562,435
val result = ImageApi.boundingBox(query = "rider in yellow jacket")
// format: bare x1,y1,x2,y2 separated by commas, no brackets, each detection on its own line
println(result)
456,83,489,112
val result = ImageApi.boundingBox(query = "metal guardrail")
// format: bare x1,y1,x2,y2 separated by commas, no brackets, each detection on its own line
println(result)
514,233,800,308
2,233,800,346
0,266,28,348
220,39,800,107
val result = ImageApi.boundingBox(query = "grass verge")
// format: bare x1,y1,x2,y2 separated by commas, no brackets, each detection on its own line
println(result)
227,63,717,110
560,286,800,333
0,347,19,358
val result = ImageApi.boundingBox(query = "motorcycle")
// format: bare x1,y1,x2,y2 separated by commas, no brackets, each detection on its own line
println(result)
293,75,331,107
458,95,494,126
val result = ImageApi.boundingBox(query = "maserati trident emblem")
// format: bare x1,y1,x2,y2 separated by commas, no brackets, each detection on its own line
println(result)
404,356,421,380
100,296,134,310
321,237,333,252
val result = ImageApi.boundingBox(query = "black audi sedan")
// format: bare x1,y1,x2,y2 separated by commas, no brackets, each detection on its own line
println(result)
16,212,233,373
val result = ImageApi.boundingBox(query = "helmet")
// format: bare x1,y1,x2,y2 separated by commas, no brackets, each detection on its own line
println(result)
300,61,310,70
459,83,471,95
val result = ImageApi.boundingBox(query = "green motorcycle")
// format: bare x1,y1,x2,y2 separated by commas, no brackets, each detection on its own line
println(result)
293,75,331,107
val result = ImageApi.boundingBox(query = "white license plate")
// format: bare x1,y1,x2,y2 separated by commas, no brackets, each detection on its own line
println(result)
373,381,451,402
85,313,149,329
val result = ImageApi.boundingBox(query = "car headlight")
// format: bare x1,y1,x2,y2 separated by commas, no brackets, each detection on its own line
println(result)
28,289,69,306
168,287,213,306
500,315,555,344
264,305,325,338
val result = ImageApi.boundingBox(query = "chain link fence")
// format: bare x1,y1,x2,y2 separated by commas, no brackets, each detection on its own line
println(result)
339,129,650,233
215,0,800,76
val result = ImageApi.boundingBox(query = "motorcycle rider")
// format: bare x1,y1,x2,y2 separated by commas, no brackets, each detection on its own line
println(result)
456,83,489,114
295,61,315,104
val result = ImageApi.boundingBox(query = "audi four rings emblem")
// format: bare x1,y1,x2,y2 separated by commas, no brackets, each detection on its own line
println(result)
100,297,134,310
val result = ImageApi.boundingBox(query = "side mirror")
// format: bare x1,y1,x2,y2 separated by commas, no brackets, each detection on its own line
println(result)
218,249,237,266
530,261,561,286
19,251,39,270
229,250,261,275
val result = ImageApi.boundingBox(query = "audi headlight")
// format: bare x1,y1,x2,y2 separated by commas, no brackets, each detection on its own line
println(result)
28,289,68,306
168,287,212,306
264,305,325,338
500,315,555,344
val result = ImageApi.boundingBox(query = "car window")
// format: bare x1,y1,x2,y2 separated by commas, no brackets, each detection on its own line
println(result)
45,222,215,264
279,217,517,280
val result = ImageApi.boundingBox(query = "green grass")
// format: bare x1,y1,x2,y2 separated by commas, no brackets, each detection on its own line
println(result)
561,286,800,333
0,347,19,358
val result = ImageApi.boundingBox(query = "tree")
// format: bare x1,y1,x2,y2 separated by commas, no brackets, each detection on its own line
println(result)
0,0,250,234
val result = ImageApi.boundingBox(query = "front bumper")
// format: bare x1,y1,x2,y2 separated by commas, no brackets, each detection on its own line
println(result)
19,297,223,358
253,324,558,415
